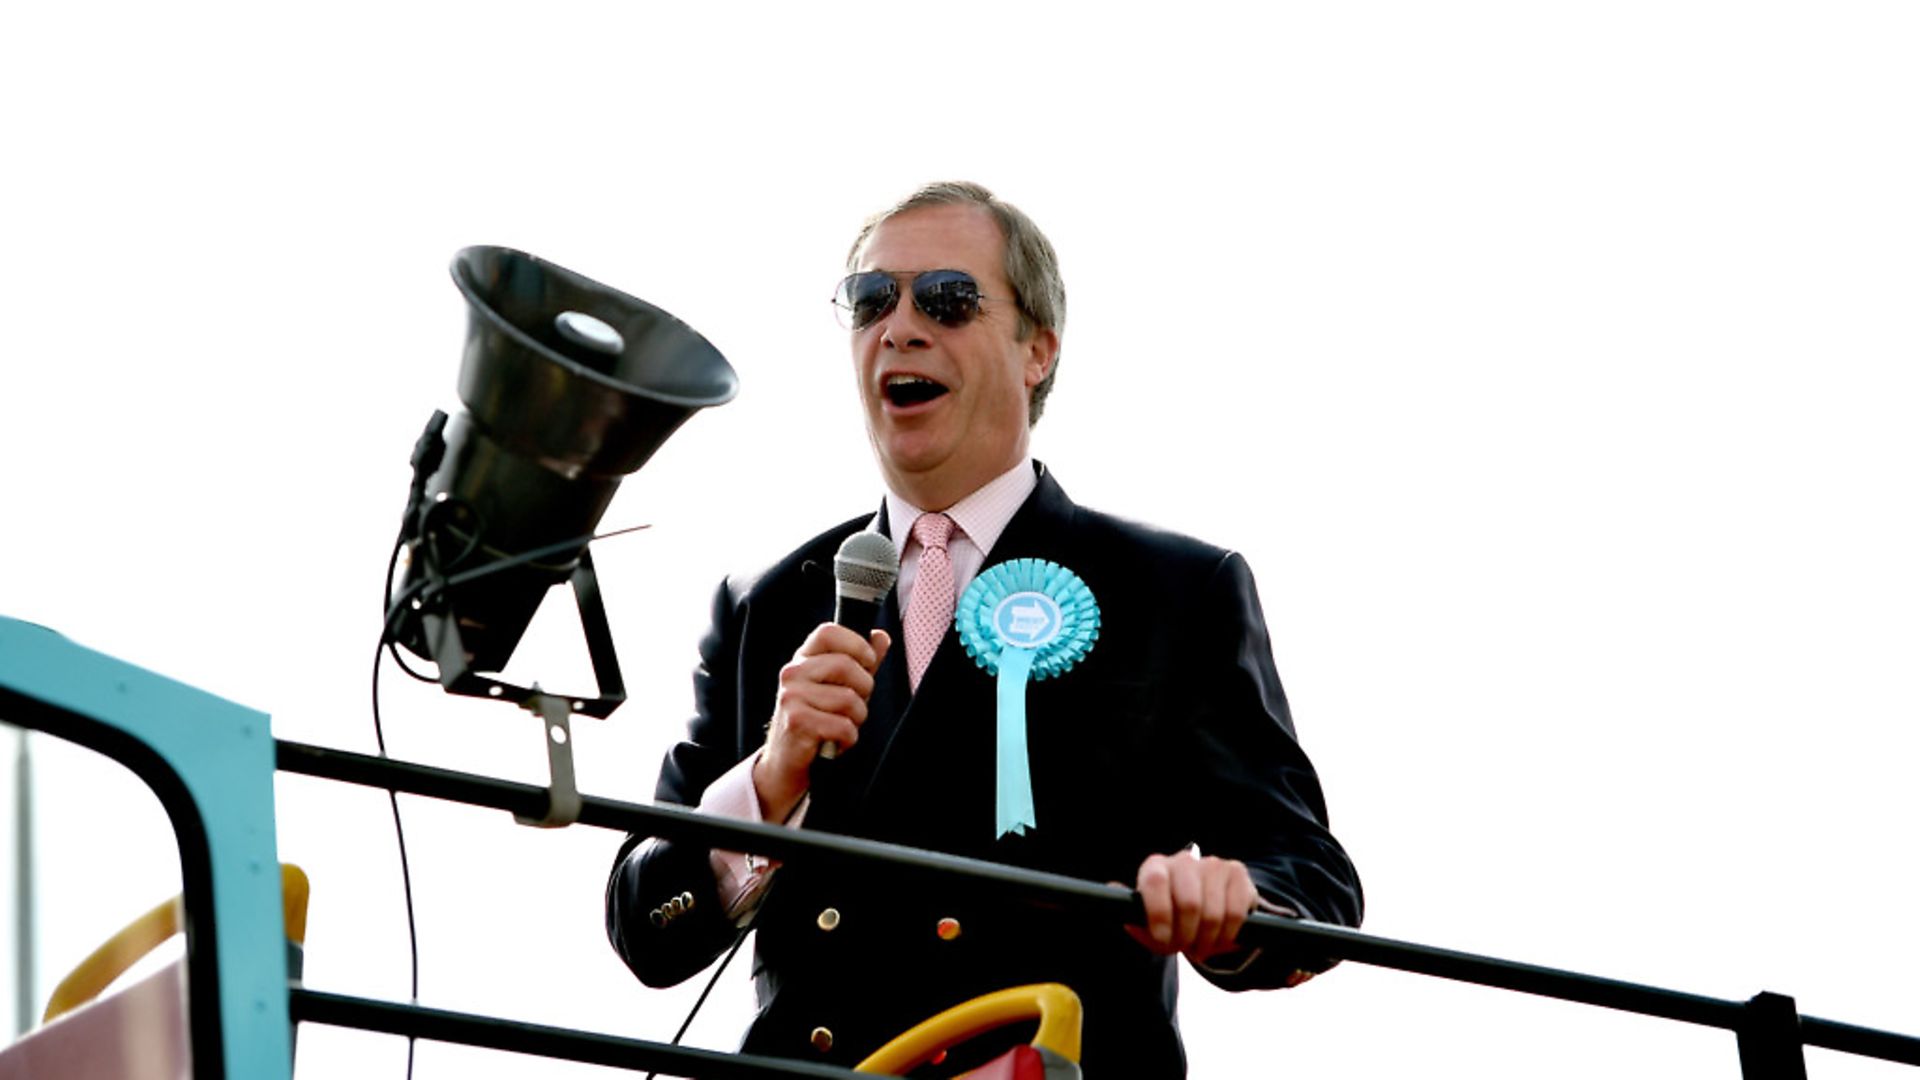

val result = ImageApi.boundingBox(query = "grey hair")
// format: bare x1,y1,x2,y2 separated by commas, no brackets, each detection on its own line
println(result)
847,181,1066,424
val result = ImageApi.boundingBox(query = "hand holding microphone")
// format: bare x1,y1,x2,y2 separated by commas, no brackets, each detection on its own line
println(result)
752,532,897,820
821,531,898,759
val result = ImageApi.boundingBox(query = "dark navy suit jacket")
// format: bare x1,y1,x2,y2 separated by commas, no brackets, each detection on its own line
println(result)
606,465,1362,1076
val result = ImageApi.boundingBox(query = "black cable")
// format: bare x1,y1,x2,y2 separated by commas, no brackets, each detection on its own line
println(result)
376,539,424,1080
370,640,422,1080
369,472,649,1078
376,410,438,1078
385,640,441,685
381,537,440,685
644,927,752,1080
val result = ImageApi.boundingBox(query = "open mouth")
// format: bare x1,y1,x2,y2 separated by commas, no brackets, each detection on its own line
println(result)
884,374,950,408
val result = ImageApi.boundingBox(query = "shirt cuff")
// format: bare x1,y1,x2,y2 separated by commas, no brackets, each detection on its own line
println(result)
698,751,808,923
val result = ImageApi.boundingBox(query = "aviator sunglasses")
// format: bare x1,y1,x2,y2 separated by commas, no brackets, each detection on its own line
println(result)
831,269,1000,331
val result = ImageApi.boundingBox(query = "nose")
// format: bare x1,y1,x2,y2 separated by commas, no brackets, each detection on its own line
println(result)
877,291,932,351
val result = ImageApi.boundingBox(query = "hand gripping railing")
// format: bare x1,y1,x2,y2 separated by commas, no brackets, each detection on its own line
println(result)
5,615,1919,1079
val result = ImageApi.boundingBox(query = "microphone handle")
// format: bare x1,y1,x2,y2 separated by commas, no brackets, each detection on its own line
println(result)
833,594,881,636
819,594,882,759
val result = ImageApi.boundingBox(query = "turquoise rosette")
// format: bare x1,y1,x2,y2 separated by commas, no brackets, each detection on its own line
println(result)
955,558,1101,838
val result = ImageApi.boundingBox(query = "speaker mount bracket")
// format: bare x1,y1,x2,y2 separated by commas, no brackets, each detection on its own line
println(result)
409,545,626,828
515,689,583,828
417,546,627,719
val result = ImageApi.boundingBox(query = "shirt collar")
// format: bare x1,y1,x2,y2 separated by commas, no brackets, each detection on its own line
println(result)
885,457,1036,557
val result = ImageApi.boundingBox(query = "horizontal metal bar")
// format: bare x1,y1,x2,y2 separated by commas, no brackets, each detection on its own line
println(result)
290,989,861,1079
1803,1016,1920,1066
275,740,1920,1067
1269,918,1741,1029
274,740,1128,911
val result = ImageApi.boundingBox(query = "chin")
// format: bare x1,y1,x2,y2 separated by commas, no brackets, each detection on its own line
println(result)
875,426,946,465
878,452,943,483
876,444,957,490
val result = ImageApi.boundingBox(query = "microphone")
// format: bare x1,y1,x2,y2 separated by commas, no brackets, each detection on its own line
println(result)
821,530,899,759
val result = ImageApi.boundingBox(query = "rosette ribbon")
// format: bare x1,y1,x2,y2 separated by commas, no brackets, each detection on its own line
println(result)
955,558,1101,838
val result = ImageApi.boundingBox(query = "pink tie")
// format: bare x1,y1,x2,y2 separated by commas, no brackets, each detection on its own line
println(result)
904,512,956,691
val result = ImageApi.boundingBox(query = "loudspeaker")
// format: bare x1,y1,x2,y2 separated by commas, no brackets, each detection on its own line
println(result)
390,246,737,680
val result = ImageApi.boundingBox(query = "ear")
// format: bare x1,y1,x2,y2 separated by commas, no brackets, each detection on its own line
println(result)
1024,327,1060,389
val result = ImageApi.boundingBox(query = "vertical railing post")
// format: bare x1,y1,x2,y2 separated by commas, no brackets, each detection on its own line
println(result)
1737,991,1809,1080
0,618,291,1080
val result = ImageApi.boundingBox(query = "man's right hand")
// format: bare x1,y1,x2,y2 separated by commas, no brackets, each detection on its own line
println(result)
753,623,891,822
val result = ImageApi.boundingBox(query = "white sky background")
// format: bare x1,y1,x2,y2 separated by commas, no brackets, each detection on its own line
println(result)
3,2,1917,1076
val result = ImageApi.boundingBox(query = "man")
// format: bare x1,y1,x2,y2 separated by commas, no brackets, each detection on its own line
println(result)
606,182,1362,1076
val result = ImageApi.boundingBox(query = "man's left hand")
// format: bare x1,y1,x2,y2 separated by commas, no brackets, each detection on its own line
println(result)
1125,850,1258,964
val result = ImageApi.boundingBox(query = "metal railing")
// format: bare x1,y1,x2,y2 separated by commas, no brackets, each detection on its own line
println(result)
274,740,1920,1080
6,616,1919,1079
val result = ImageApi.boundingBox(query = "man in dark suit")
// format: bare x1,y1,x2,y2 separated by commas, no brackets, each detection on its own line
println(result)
606,182,1362,1076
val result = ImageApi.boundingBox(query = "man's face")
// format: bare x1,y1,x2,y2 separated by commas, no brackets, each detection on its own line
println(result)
849,204,1057,510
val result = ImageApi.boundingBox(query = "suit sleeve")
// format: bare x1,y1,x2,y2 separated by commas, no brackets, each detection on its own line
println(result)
1184,551,1364,990
605,578,759,988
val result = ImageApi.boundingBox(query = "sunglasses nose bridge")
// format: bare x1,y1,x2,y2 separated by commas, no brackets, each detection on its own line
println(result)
869,275,938,345
877,300,935,348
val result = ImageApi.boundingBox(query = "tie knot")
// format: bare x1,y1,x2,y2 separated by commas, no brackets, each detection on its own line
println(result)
912,511,955,552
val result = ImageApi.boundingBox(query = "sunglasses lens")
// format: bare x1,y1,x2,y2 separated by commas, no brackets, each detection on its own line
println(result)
835,272,899,330
835,270,986,330
912,270,982,327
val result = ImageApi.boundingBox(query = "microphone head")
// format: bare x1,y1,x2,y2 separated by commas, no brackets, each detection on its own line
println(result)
833,530,900,605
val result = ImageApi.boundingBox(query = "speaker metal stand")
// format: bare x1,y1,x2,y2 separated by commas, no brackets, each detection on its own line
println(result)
413,547,625,828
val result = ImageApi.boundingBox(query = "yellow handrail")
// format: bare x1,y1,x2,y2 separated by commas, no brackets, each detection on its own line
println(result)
854,982,1081,1075
41,863,309,1025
